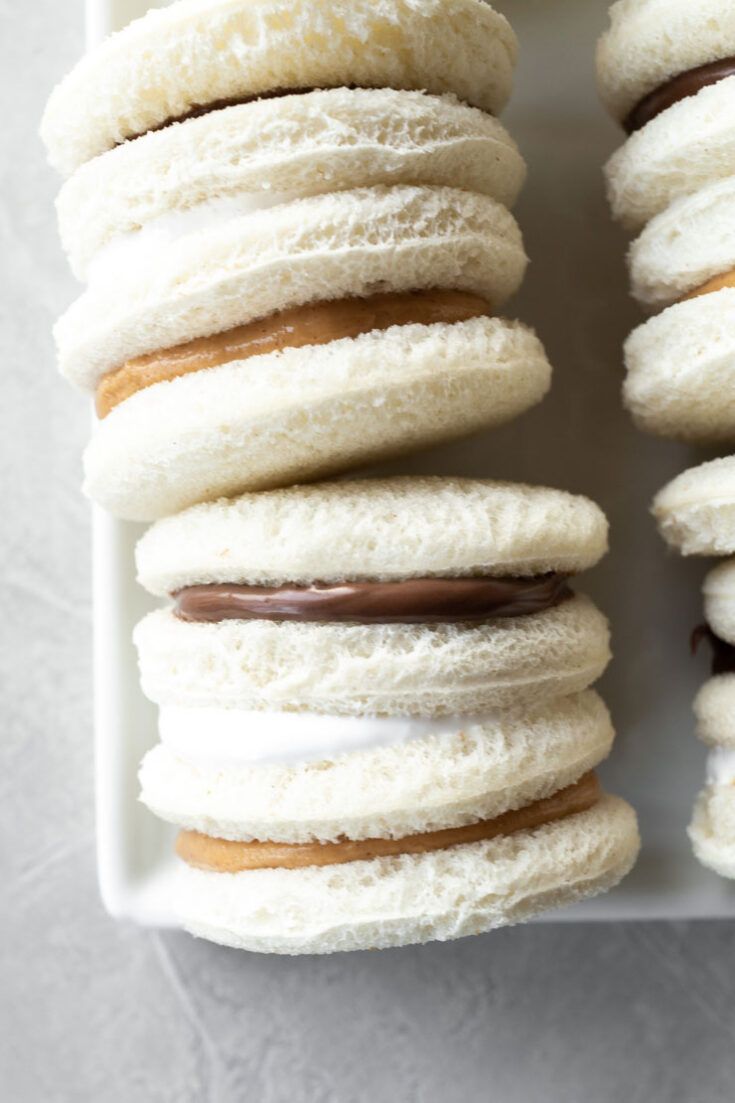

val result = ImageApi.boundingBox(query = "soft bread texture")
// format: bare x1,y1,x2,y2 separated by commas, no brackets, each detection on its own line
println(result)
134,595,611,717
605,77,735,231
136,475,608,595
139,691,615,843
41,0,517,176
84,318,551,521
694,676,735,748
689,785,735,879
174,795,639,953
596,0,735,122
703,560,735,644
58,89,526,281
653,457,735,555
629,178,735,308
623,290,735,445
56,185,527,390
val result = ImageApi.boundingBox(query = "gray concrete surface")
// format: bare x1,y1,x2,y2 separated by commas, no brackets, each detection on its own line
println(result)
2,2,734,1100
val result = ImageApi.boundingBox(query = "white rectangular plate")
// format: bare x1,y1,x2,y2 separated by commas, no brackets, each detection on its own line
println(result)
92,0,735,926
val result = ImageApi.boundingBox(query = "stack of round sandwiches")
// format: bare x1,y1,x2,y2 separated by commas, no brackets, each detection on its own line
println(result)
41,0,553,522
40,0,639,952
134,478,638,952
598,0,735,878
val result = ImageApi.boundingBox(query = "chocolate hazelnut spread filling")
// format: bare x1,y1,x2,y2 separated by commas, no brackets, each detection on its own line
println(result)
126,84,492,145
691,624,735,676
95,290,493,417
176,772,601,873
624,56,735,134
173,573,573,625
145,87,319,138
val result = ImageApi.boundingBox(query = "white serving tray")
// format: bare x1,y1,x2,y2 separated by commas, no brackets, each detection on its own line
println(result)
91,0,735,926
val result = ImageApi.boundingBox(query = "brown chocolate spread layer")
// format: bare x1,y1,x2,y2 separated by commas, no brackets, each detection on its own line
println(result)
692,624,735,676
145,88,318,138
128,84,491,145
624,56,735,134
96,290,493,418
173,573,573,625
176,772,601,873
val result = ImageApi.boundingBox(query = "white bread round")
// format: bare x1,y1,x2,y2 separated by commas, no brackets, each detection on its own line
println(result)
41,0,516,176
136,475,608,595
596,0,735,122
605,77,735,231
653,456,735,555
629,178,735,308
694,676,735,748
703,560,735,644
84,318,551,521
134,595,611,717
139,691,615,843
56,185,527,391
58,89,526,281
174,795,639,953
623,290,735,445
689,784,735,879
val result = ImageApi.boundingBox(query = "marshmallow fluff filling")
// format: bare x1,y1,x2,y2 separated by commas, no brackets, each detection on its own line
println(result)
158,706,504,768
159,570,583,859
85,78,515,417
87,191,301,286
707,747,735,787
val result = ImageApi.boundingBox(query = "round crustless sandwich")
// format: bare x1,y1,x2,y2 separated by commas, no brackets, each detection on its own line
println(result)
599,0,735,231
690,564,735,879
597,1,735,446
134,477,639,953
40,0,553,522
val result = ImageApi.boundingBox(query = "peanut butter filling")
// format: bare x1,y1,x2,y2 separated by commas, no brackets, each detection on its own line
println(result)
684,269,735,302
176,772,601,873
95,290,493,418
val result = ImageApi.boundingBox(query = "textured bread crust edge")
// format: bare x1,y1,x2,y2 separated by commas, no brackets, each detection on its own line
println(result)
652,456,735,556
136,473,607,594
694,676,735,748
133,594,611,717
174,795,639,953
58,89,526,280
56,185,527,390
623,290,735,445
703,559,735,645
138,690,615,843
41,0,517,175
604,77,735,231
83,317,551,522
596,0,735,121
689,786,735,879
628,178,735,307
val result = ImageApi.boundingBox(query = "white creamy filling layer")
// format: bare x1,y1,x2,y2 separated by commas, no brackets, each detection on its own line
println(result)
707,746,735,787
159,707,493,768
88,191,300,285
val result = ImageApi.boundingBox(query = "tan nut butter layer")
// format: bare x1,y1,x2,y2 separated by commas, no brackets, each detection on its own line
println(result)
95,290,493,418
684,269,735,302
176,772,601,874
